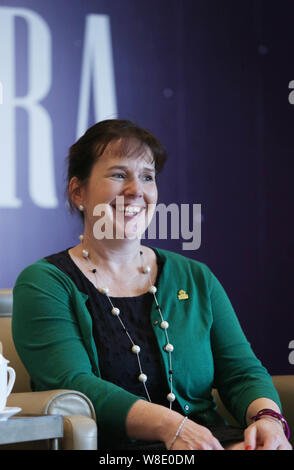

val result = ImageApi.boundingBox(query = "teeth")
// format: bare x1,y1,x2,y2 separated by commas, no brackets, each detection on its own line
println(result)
125,207,141,215
115,206,141,215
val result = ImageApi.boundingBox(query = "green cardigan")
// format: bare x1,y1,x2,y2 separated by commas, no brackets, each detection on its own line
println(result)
12,247,280,445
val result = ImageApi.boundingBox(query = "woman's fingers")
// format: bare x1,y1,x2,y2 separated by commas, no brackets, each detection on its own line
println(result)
277,442,293,450
195,427,224,450
195,438,223,450
175,437,223,450
257,436,279,450
212,437,225,450
244,420,293,450
244,424,257,450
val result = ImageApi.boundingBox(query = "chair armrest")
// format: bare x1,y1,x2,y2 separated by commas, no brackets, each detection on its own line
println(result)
7,390,97,450
63,415,97,450
7,389,96,420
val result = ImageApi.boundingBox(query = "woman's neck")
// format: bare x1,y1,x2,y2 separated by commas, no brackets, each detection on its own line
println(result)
68,228,157,296
81,228,143,275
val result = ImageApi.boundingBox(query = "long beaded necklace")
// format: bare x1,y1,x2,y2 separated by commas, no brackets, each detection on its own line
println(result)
79,235,176,409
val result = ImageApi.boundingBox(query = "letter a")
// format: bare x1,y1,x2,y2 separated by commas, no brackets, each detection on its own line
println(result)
76,14,117,138
288,80,294,105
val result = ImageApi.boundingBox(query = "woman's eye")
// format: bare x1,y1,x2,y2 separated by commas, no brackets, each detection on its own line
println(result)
143,174,154,182
110,173,154,181
112,173,125,179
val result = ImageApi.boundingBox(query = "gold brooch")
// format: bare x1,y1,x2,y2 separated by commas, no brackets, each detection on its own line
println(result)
177,289,189,300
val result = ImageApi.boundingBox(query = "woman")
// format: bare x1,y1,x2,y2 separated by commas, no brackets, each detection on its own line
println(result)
12,119,291,450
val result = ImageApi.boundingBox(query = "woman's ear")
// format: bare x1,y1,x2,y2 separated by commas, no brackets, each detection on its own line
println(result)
68,176,84,209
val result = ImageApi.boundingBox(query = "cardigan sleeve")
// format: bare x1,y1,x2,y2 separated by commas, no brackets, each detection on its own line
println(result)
12,261,141,444
208,268,281,426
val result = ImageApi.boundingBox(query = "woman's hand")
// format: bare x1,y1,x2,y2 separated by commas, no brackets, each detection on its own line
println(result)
126,400,224,450
244,417,292,450
166,418,224,450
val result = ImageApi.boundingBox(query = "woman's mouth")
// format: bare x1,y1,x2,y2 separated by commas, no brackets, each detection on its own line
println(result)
111,204,145,218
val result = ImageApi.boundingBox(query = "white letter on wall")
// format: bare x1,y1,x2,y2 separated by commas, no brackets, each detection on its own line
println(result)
76,14,117,138
0,7,57,208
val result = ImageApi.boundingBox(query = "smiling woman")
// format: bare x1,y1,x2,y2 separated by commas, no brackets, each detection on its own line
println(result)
12,119,292,451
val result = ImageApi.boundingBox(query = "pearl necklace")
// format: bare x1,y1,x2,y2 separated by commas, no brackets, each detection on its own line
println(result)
79,236,176,409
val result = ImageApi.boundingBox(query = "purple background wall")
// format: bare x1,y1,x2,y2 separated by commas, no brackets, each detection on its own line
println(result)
0,0,293,374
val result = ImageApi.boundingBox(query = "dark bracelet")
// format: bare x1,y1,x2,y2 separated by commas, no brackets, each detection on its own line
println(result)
250,408,290,440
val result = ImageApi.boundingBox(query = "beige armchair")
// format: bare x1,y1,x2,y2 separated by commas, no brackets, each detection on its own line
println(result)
1,289,293,449
0,289,97,450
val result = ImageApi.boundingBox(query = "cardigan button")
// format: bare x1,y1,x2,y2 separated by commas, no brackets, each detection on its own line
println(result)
184,404,190,411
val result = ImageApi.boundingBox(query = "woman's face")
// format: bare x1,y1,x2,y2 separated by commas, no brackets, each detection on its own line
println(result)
76,139,158,241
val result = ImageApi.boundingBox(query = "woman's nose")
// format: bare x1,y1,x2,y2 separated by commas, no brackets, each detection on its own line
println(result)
123,178,143,198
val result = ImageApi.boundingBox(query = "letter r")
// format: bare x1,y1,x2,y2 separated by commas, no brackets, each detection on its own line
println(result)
0,7,57,207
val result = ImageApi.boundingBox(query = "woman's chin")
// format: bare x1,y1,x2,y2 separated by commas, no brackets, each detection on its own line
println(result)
112,214,147,240
114,223,145,240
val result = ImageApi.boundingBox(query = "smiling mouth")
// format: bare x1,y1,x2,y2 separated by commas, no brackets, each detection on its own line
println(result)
111,205,145,218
